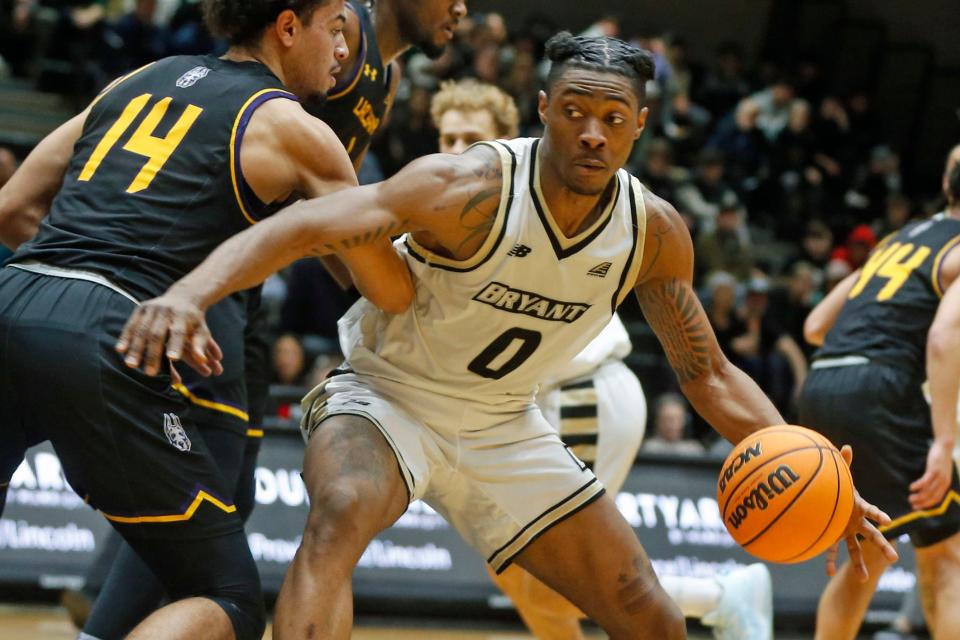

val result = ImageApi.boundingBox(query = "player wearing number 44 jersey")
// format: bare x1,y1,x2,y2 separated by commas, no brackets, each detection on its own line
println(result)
0,1,414,639
801,150,960,640
122,32,896,639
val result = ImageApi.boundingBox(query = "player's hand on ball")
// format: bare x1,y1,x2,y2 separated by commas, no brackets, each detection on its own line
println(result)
909,438,954,510
116,293,223,378
827,445,898,581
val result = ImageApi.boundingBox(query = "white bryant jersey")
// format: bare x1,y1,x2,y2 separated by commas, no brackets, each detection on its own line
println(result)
338,137,647,405
542,314,633,388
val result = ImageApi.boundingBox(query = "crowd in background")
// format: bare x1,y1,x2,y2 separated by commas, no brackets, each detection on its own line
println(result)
0,1,951,455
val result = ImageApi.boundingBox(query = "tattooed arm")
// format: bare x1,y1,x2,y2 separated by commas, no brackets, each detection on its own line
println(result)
633,188,783,444
116,144,504,376
635,188,899,577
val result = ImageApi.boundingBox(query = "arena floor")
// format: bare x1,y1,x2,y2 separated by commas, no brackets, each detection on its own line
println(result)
0,603,877,639
0,603,771,639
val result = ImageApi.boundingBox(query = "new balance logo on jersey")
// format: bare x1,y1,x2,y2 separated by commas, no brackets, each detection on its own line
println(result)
507,244,532,257
587,262,612,278
163,413,191,452
473,282,591,323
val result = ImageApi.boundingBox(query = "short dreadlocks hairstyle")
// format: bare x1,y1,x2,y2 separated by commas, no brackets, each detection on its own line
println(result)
202,0,334,47
544,31,655,102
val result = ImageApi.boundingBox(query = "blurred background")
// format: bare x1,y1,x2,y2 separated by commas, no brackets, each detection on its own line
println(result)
1,0,959,637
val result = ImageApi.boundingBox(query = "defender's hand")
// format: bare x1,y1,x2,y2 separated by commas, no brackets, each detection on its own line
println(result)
909,439,954,510
825,445,898,580
116,294,222,378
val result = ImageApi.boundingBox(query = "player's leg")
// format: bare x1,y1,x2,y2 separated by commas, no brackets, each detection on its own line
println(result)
512,493,686,639
915,536,960,638
494,361,647,639
6,273,265,640
273,374,429,639
272,415,408,639
82,423,248,640
487,564,585,640
799,364,908,640
814,538,892,640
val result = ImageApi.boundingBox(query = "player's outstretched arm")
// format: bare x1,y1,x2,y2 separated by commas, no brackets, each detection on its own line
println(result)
633,188,897,578
117,144,504,376
633,189,783,444
912,249,960,510
0,110,87,249
240,98,413,314
803,270,859,346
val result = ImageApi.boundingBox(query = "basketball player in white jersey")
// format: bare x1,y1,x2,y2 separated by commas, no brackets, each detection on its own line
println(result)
431,77,773,640
120,32,897,639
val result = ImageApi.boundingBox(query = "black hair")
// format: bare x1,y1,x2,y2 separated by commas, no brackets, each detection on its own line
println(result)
544,31,655,102
948,161,960,206
202,0,332,47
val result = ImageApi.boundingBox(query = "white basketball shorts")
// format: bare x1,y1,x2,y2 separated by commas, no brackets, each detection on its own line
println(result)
300,372,604,572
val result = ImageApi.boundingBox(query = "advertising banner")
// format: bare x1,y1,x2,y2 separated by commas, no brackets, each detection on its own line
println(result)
1,435,915,618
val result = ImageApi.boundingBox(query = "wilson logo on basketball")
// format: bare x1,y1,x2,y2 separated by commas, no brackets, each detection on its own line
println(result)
726,465,800,530
718,441,761,493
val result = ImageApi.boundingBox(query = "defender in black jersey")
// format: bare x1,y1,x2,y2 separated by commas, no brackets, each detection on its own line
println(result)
307,0,468,169
0,1,415,638
800,160,960,639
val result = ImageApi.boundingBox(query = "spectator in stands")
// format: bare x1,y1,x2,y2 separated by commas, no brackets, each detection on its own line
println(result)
633,137,686,205
661,91,711,166
770,99,820,235
704,270,742,357
33,0,109,102
705,97,768,193
271,334,307,387
642,393,705,456
831,223,877,271
846,144,902,224
675,147,739,234
789,219,834,273
731,275,808,413
824,257,853,293
104,0,165,75
750,74,797,141
696,41,750,119
768,261,820,358
874,193,913,238
694,197,753,281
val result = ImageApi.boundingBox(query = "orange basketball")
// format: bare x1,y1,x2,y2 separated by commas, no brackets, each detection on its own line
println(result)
717,424,854,563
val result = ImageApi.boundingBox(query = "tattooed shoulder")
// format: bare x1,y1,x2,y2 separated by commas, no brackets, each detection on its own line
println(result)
636,185,693,284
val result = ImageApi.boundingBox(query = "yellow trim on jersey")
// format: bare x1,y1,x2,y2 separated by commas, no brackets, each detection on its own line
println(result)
246,428,264,438
931,234,960,298
532,153,620,250
88,62,157,111
615,177,649,308
405,141,514,269
880,490,960,533
101,490,236,524
228,88,296,226
172,383,250,423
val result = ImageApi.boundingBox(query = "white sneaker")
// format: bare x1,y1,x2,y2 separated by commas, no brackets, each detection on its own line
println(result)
702,563,773,640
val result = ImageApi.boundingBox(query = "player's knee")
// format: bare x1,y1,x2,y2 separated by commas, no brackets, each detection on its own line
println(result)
605,587,684,639
301,482,369,554
207,553,266,640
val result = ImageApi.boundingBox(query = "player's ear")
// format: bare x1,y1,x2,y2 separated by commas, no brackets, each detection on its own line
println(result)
537,90,548,126
635,106,648,140
274,8,298,47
